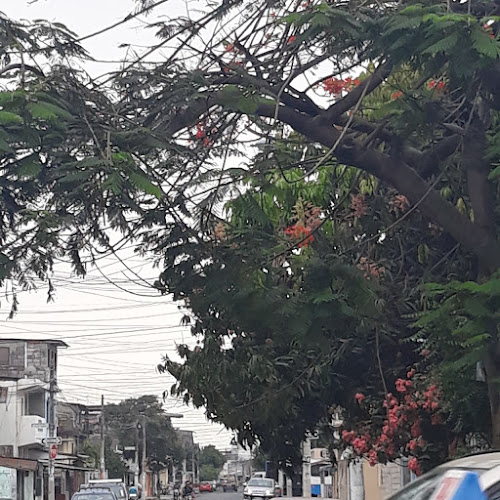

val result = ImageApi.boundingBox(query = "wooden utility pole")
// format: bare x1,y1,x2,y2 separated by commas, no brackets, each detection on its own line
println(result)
48,360,56,500
100,395,106,478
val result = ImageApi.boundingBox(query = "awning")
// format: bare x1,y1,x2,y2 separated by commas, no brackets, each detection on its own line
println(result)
38,460,95,472
0,456,38,471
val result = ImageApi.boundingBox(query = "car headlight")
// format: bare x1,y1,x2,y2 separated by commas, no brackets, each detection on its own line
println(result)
265,490,272,496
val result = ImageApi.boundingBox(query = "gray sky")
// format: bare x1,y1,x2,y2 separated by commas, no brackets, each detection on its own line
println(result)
1,0,234,450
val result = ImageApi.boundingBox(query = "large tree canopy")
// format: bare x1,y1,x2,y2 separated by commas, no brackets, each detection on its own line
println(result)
1,0,500,472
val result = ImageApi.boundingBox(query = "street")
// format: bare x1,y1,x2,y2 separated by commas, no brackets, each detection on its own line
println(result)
196,490,241,500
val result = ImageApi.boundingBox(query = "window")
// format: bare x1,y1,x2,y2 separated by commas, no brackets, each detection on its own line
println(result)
24,390,46,418
0,388,8,403
0,347,9,365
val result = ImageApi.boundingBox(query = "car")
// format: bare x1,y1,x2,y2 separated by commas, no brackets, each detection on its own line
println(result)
72,488,117,500
199,482,213,493
86,480,128,500
388,451,500,500
243,478,280,499
223,479,238,492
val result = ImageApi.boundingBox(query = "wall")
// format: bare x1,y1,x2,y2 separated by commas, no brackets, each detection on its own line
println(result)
0,382,19,457
0,341,54,383
0,467,16,500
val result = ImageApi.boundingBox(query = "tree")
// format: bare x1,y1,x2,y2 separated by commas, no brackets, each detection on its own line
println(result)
2,0,500,470
199,465,219,482
199,446,226,481
105,396,185,473
199,446,226,471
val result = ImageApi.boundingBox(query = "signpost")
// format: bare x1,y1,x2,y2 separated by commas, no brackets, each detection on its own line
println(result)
42,437,62,446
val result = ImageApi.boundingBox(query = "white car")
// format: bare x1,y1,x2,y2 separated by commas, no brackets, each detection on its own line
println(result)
388,452,500,499
243,478,279,500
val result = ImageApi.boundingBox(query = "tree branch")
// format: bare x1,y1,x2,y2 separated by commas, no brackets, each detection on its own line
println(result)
324,60,393,120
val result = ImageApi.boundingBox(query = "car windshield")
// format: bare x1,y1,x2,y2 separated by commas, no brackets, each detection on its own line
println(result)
248,479,273,488
73,494,115,500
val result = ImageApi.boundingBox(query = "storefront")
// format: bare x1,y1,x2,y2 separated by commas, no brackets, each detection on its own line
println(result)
0,457,39,500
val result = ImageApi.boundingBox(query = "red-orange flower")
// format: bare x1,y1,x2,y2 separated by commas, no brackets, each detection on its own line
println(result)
355,393,366,404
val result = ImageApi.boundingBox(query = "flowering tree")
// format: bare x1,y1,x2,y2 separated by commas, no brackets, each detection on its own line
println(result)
2,0,500,466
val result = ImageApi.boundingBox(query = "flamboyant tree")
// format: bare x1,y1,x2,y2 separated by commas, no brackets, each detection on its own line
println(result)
1,0,500,469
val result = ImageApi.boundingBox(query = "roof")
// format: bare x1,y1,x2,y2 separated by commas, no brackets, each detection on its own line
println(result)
0,339,68,348
0,456,38,471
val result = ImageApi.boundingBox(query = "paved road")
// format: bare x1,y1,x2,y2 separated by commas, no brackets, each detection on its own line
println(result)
196,490,241,500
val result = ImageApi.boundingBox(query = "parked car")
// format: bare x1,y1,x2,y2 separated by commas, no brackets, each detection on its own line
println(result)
72,488,117,500
223,478,238,492
199,482,213,493
86,480,128,500
388,451,500,500
243,478,280,499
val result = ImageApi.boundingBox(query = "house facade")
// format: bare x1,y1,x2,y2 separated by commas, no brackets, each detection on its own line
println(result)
0,339,69,500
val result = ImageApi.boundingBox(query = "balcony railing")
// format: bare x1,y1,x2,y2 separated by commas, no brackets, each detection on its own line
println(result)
17,415,48,448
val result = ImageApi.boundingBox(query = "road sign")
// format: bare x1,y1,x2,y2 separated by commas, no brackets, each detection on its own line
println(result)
42,437,62,445
49,445,57,460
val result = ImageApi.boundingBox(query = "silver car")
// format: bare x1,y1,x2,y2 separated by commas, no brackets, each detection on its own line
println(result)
243,478,278,500
388,451,500,499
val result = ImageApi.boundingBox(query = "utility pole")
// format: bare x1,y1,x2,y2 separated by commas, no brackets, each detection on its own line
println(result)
302,436,311,498
48,354,56,500
135,422,140,488
141,416,147,496
100,395,106,479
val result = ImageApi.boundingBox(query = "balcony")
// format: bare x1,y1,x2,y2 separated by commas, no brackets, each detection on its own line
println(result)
17,415,48,448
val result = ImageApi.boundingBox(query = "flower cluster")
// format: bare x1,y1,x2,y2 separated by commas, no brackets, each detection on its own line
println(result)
341,371,443,475
484,23,495,39
284,203,322,248
350,193,368,217
284,223,314,247
193,121,215,147
389,194,409,215
322,77,360,96
392,90,403,100
428,80,446,93
356,256,385,280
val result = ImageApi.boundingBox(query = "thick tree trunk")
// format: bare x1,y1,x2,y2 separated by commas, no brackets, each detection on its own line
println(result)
484,347,500,447
463,115,500,446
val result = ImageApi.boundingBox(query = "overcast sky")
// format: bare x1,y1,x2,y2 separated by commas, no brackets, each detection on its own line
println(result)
1,0,234,450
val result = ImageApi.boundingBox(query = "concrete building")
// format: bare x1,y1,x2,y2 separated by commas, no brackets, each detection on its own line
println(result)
0,339,67,500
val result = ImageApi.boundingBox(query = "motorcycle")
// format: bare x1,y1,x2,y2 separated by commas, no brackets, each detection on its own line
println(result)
173,488,180,500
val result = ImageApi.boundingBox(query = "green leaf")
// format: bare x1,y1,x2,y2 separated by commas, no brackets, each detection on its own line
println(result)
311,14,330,28
129,172,162,199
27,101,73,121
0,111,23,125
422,32,459,55
219,85,258,114
470,27,500,59
488,165,500,180
17,155,42,178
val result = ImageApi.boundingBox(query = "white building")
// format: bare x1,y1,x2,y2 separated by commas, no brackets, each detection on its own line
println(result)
0,339,67,500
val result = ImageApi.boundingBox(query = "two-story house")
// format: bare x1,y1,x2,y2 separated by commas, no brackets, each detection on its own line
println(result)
0,339,67,500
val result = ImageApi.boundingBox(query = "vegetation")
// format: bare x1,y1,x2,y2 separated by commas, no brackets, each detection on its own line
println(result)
199,445,226,482
105,396,185,472
2,0,500,474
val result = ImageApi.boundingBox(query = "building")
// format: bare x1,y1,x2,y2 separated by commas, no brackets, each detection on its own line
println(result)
0,338,92,500
0,339,67,500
